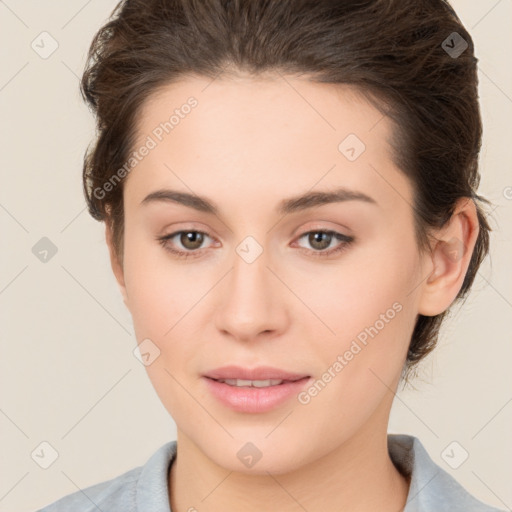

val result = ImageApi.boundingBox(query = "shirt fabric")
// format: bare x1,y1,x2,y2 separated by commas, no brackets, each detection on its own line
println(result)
36,434,504,512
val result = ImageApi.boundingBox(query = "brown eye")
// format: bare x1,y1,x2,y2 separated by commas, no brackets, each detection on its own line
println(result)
307,231,332,251
179,231,205,250
294,229,354,258
157,229,214,258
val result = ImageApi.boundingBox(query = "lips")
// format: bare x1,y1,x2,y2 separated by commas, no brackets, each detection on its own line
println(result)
202,366,312,413
203,365,309,382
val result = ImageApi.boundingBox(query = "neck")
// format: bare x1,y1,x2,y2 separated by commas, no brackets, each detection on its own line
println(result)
169,413,409,512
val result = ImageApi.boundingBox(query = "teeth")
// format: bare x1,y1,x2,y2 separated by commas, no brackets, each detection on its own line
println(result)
217,378,284,387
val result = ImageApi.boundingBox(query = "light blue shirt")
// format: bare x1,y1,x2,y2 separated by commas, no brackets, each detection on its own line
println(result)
35,434,505,511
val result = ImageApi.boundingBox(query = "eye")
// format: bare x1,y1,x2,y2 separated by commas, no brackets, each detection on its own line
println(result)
157,228,354,260
157,229,216,259
293,230,354,257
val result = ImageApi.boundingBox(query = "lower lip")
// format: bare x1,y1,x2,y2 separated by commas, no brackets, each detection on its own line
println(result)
203,377,311,413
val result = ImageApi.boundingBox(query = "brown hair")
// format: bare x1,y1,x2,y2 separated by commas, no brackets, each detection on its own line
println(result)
80,0,491,379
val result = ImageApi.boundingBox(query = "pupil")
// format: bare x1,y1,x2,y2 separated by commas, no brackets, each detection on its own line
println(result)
182,231,203,249
311,232,330,250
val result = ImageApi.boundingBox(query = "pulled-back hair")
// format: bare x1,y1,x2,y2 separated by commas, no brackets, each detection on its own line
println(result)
80,0,491,379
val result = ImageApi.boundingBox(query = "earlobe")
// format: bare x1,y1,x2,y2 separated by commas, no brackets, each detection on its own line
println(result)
418,198,479,316
105,224,129,307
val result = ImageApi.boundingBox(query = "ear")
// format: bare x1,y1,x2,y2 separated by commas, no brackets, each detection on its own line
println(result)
417,197,480,316
105,223,129,308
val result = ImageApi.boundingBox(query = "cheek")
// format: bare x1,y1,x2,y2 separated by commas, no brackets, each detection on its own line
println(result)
121,224,230,373
292,228,420,343
121,231,207,415
122,223,195,335
296,232,421,397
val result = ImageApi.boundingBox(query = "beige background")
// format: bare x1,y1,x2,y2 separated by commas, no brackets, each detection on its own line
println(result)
1,1,511,511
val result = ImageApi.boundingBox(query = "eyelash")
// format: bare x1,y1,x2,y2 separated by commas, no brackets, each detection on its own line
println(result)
156,229,354,260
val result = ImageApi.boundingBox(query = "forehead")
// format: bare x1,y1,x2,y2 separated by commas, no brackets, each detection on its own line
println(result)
125,73,410,213
136,73,389,151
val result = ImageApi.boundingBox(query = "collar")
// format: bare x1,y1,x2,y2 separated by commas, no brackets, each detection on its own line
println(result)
134,435,501,512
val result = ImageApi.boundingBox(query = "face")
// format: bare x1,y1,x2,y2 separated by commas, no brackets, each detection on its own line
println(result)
114,74,429,473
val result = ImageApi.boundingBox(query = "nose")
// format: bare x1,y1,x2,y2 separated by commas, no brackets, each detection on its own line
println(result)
213,246,289,343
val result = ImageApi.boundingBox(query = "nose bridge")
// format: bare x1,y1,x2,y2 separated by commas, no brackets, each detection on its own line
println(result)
213,235,287,340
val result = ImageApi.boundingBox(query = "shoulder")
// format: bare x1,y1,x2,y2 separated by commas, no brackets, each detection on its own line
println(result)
35,440,177,512
388,434,505,512
35,466,141,512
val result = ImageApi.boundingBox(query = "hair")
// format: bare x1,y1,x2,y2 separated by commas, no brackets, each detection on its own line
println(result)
80,0,491,380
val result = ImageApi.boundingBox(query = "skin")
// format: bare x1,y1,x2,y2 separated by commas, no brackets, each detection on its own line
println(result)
105,73,479,511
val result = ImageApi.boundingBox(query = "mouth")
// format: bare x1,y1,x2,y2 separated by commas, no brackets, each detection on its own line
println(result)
202,367,312,413
203,365,309,382
206,377,306,388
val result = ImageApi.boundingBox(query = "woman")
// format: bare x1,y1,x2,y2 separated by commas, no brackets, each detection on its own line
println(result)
37,0,503,510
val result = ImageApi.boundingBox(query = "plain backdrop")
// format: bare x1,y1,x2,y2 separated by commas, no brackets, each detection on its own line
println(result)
1,1,511,511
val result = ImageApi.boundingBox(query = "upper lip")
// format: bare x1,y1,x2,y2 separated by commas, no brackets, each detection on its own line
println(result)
203,365,309,381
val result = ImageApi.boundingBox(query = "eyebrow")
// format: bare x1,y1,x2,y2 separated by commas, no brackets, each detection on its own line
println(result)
140,187,377,215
